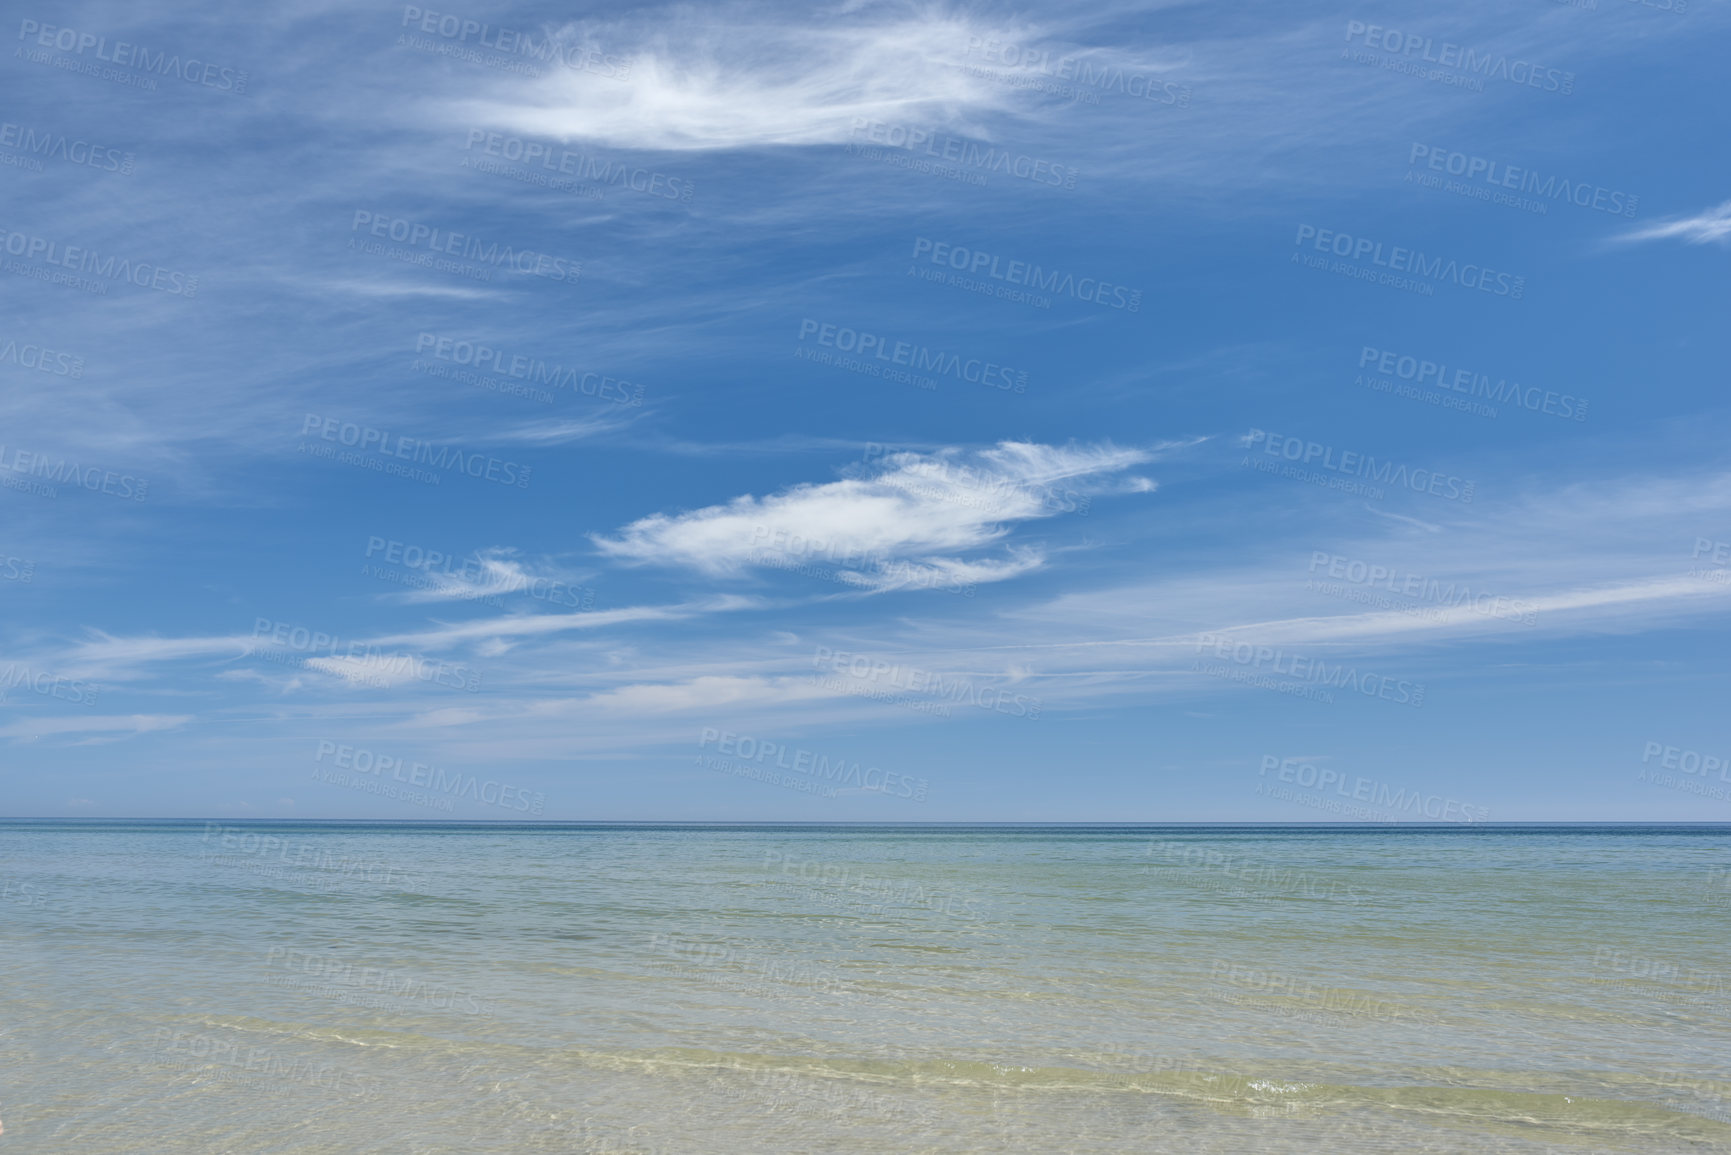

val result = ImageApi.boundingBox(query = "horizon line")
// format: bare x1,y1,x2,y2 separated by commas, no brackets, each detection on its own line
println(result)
3,818,1728,827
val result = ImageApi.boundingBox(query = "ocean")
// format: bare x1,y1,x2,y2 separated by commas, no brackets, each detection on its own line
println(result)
1,822,1728,1152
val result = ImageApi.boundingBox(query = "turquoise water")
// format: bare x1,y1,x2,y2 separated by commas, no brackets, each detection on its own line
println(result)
2,822,1729,1153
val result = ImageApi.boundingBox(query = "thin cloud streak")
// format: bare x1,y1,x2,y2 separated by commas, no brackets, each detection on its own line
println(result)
1620,200,1731,246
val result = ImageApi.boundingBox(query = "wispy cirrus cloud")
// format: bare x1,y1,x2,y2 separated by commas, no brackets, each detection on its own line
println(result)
591,440,1156,589
363,596,762,653
1620,199,1731,246
386,549,589,607
0,714,193,743
584,673,833,714
458,8,1019,151
489,414,641,446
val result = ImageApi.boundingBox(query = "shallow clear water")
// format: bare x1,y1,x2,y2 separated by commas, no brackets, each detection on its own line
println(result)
2,822,1728,1152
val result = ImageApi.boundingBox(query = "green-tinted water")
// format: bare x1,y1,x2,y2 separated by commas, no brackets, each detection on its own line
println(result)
2,823,1727,1152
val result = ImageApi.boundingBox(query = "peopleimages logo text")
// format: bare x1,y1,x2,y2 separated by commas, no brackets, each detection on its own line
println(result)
0,663,99,706
1408,145,1635,218
300,414,532,488
0,226,198,296
1357,346,1586,421
350,212,579,284
252,618,483,693
797,320,1027,393
0,122,132,173
399,7,630,79
462,131,690,201
1258,756,1490,822
315,741,544,812
0,444,148,500
1343,22,1573,94
812,646,1043,718
17,19,250,93
1308,552,1538,626
1245,429,1475,503
363,536,594,609
1641,741,1731,783
698,730,929,800
961,37,1190,106
1294,226,1523,298
0,336,84,378
414,333,643,405
850,119,1079,189
1193,633,1425,707
911,237,1142,311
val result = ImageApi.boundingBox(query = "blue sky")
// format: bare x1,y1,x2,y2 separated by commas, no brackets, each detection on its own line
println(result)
2,0,1728,820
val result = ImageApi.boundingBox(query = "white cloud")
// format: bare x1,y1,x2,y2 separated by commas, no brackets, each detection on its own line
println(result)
457,9,1019,151
1173,572,1731,652
311,277,501,300
302,653,442,691
366,597,749,652
1621,200,1731,246
0,715,193,742
591,440,1155,589
490,415,639,445
387,549,586,607
585,673,831,714
55,632,256,682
